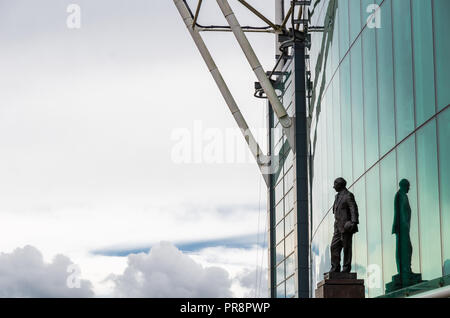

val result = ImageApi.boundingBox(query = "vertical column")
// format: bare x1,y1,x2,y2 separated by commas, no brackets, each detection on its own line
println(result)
294,40,310,298
268,102,276,298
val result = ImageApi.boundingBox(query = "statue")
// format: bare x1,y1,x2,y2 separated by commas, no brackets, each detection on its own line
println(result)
329,177,359,273
315,178,365,298
386,179,423,293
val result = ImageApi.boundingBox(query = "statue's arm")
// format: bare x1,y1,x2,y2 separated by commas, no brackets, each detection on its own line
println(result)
348,193,359,224
393,194,399,234
399,196,411,231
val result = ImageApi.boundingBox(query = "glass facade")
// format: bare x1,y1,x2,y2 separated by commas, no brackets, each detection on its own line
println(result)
309,0,450,297
269,0,450,298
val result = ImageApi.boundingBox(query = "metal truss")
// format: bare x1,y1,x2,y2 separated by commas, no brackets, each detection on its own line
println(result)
174,0,311,186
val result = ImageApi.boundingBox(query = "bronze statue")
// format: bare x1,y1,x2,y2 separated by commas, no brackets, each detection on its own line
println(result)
329,177,359,273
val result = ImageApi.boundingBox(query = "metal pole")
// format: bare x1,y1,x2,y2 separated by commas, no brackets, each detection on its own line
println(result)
215,0,295,153
173,0,270,187
197,28,275,33
281,5,293,30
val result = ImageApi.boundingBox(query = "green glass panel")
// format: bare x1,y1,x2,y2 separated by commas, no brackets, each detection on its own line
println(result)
276,220,284,244
433,0,450,110
284,167,294,192
283,147,293,172
319,109,329,214
320,220,329,278
349,0,361,43
376,0,396,156
275,200,284,225
338,0,350,59
366,166,383,297
285,211,295,235
276,241,284,265
393,0,414,141
285,232,295,256
396,136,421,274
311,239,320,294
285,188,295,214
351,38,365,179
333,75,342,178
340,58,353,182
326,92,335,208
362,25,379,168
326,213,334,273
380,151,397,291
351,177,368,297
276,282,285,298
286,276,295,298
276,261,285,285
438,109,450,275
275,179,283,205
417,120,442,280
412,0,436,126
285,254,295,278
312,180,319,232
332,10,340,75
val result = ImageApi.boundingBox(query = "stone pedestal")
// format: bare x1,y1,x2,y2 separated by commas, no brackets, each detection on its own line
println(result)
385,272,423,294
315,272,365,298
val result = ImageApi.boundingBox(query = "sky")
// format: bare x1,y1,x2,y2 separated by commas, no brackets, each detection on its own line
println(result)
0,0,279,297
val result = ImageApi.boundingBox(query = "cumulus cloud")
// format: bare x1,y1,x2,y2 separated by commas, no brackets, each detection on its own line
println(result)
0,245,94,297
109,242,233,298
236,268,269,298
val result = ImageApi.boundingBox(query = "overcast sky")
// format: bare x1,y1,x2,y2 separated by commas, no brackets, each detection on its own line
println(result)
0,0,278,297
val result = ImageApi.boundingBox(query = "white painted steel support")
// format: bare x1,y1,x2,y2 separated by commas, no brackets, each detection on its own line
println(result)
216,0,296,153
173,0,271,187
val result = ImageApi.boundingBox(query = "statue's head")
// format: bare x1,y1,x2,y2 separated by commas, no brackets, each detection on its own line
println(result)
399,179,410,193
333,177,347,192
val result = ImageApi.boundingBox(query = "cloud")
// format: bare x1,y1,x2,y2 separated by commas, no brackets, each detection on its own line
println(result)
183,245,269,298
0,243,269,298
109,242,233,298
0,245,94,297
235,268,269,298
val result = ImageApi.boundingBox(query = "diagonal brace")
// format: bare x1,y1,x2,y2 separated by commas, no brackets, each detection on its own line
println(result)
237,0,280,32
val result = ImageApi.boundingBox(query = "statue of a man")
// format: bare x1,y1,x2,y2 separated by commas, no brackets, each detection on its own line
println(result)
392,179,413,274
329,177,359,273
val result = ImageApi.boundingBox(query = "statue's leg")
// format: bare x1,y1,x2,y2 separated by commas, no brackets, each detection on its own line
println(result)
400,232,413,273
395,234,401,274
402,232,412,273
342,233,353,273
330,228,342,272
